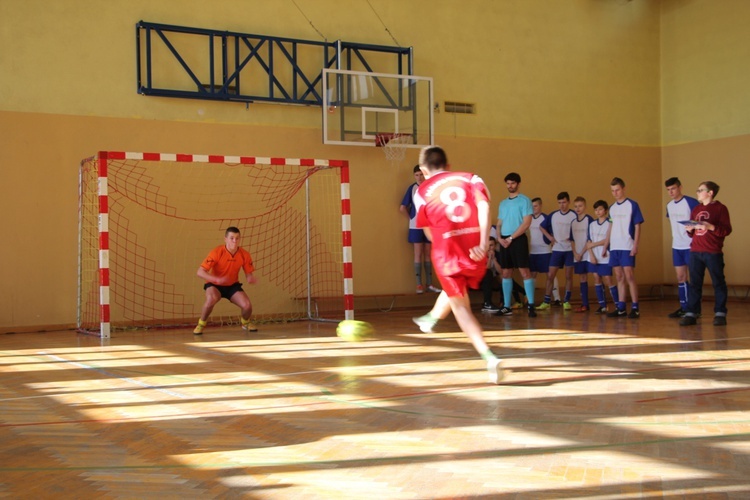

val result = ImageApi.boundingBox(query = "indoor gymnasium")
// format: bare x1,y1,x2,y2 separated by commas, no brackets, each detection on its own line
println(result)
1,1,749,497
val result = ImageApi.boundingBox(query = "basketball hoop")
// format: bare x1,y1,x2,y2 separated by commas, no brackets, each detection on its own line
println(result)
375,133,413,165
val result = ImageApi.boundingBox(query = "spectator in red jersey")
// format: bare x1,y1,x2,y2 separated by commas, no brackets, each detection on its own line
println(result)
679,181,732,326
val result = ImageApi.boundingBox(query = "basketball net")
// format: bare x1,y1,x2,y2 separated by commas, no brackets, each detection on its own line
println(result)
375,133,412,165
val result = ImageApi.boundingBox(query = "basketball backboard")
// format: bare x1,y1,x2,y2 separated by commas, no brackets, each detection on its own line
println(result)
322,69,433,148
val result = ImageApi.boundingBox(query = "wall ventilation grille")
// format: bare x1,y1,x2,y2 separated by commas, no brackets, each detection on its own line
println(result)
444,101,476,114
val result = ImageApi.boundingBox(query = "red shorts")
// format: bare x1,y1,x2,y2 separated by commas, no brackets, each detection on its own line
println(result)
434,264,486,298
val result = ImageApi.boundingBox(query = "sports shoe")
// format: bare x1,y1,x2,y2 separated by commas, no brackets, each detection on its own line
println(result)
668,308,686,318
575,305,590,313
551,300,562,307
594,306,607,314
416,285,425,294
193,323,205,335
535,302,551,310
512,302,524,309
427,285,442,293
679,315,697,326
528,305,537,318
628,309,640,319
563,302,572,311
481,303,500,313
487,358,507,384
412,314,438,333
495,307,513,316
242,321,258,332
713,316,727,326
607,309,627,318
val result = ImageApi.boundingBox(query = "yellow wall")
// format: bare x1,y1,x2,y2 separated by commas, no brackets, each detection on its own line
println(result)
0,0,746,331
660,0,750,145
0,0,660,144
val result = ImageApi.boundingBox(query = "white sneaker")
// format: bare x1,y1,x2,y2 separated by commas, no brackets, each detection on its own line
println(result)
487,358,507,384
427,285,442,293
412,314,437,333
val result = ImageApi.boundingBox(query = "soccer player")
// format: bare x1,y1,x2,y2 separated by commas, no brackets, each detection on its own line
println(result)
679,181,732,326
586,200,619,313
664,177,699,318
496,172,537,317
529,198,561,305
570,196,594,312
410,146,506,384
537,192,576,310
194,226,257,334
400,165,441,294
607,177,645,318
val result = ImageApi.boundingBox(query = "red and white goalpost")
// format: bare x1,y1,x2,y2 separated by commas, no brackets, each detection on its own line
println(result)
78,151,353,338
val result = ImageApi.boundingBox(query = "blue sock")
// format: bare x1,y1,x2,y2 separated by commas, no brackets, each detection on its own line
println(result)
617,301,626,311
595,284,605,307
523,278,535,306
564,290,572,303
580,282,589,307
609,286,619,304
502,279,513,308
543,294,551,304
632,302,639,310
678,282,688,310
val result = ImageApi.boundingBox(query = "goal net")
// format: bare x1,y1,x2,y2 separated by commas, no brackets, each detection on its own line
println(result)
78,151,353,338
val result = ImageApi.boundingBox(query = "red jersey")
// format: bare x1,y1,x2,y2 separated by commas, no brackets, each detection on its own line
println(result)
200,245,255,283
689,201,732,254
414,171,489,276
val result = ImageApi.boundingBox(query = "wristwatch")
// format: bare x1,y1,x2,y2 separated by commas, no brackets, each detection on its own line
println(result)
507,236,513,241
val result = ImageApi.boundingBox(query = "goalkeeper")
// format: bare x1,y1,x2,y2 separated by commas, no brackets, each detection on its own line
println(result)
193,226,257,334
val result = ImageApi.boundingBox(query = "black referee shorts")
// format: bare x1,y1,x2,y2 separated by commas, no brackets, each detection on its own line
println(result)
497,233,530,270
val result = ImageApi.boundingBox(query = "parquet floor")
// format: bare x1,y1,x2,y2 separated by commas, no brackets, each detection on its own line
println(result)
1,299,749,499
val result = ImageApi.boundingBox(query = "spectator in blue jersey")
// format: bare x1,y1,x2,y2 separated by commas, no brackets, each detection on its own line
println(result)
400,165,441,294
585,200,619,313
664,177,699,318
570,196,595,312
528,198,562,305
536,192,576,310
607,177,645,319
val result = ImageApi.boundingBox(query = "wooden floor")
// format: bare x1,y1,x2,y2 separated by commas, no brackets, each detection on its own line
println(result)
1,299,749,499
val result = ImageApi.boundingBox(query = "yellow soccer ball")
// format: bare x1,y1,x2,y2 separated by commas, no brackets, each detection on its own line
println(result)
336,320,374,342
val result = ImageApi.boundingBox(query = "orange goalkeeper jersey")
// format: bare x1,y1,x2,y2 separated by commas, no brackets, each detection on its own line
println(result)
200,245,255,283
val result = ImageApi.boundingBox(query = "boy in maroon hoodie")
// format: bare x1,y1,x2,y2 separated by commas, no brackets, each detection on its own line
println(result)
679,181,732,326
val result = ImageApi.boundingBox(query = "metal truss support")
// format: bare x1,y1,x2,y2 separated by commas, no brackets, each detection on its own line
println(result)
136,21,413,106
